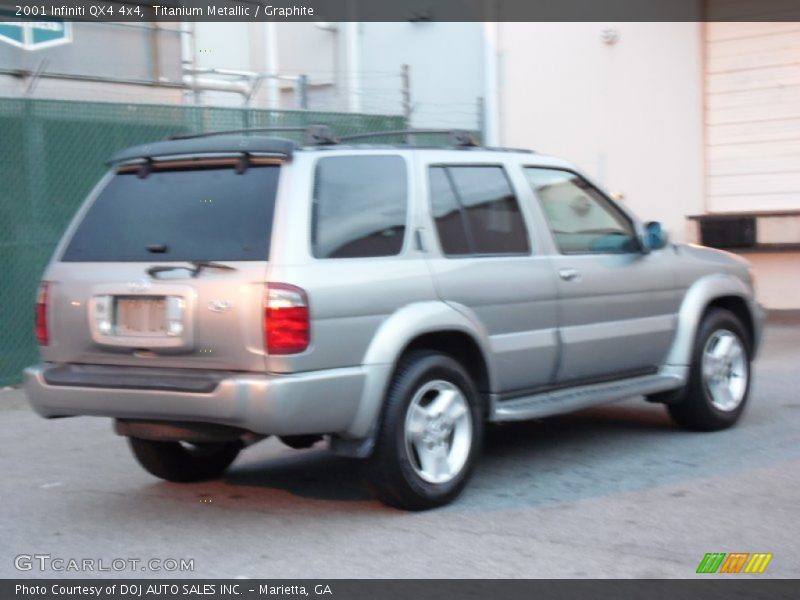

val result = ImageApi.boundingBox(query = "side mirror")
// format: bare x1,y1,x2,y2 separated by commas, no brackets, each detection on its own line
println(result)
642,221,669,251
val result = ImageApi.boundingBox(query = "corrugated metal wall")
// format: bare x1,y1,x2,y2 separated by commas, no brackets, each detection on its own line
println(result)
705,21,800,213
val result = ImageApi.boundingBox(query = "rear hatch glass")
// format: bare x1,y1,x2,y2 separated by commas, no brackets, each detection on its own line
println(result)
62,164,279,262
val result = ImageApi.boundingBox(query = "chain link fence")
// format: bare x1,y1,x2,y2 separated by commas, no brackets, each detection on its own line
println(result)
0,97,406,386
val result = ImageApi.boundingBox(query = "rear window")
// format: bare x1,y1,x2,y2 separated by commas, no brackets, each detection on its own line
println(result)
61,165,279,262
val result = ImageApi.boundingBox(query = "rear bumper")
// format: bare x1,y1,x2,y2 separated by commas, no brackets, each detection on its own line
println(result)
24,363,368,437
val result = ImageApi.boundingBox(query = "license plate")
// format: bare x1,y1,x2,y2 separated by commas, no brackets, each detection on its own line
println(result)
115,296,168,336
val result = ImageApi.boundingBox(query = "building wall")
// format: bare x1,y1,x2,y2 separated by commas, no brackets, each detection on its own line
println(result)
0,75,183,104
497,22,705,243
190,22,256,107
359,22,485,129
0,22,184,105
190,22,483,125
275,23,339,87
742,253,800,310
0,22,183,84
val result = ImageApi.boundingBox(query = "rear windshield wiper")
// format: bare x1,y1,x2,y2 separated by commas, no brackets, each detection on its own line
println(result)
146,261,237,279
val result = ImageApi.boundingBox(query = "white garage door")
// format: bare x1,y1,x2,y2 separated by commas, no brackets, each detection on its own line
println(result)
705,21,800,213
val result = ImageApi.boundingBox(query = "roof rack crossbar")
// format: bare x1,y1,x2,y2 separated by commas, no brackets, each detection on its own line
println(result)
169,125,338,146
337,129,480,147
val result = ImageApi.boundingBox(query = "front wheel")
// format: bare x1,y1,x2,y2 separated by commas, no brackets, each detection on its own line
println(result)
366,351,483,511
667,308,752,431
128,437,242,482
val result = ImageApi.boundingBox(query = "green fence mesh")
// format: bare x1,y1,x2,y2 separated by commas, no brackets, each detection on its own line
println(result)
0,97,406,386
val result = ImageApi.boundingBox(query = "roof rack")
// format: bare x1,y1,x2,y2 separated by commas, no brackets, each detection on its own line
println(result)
337,129,480,148
169,126,481,148
169,125,338,146
108,126,529,166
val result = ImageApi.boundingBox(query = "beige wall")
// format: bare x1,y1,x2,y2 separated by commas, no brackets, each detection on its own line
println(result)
742,252,800,310
496,23,800,309
0,75,184,104
685,220,800,310
497,23,705,242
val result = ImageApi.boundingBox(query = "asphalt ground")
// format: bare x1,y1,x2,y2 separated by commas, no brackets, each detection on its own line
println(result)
1,315,798,578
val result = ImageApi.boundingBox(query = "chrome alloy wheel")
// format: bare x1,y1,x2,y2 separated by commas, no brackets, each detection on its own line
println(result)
404,379,472,484
701,329,748,412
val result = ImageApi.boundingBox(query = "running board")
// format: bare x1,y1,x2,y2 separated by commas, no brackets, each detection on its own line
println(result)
490,369,686,423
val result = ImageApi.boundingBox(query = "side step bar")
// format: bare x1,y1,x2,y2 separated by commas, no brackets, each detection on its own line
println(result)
490,368,687,423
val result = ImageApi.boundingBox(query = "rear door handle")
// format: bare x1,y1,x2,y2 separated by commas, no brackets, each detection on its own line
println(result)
558,268,580,282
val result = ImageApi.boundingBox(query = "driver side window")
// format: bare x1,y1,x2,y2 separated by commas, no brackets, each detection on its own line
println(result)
524,168,638,254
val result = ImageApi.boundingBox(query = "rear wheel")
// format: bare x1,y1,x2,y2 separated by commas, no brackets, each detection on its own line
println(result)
367,351,483,511
128,437,242,482
667,308,752,431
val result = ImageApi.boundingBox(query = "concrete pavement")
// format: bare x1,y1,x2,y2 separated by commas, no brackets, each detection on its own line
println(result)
1,316,798,578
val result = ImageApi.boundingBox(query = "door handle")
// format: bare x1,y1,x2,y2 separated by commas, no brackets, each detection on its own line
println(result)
558,268,580,282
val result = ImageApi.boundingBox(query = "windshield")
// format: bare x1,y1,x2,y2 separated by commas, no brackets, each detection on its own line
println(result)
61,165,279,262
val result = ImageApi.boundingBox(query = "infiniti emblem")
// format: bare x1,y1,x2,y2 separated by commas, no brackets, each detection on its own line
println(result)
208,300,232,313
127,279,151,293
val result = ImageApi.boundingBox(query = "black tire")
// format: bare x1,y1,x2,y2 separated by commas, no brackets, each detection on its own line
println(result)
128,437,242,483
666,308,752,431
366,351,483,511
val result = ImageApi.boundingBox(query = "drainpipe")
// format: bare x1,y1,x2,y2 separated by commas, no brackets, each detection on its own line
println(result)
182,68,304,105
180,21,198,103
149,22,161,83
266,22,280,109
345,22,362,113
182,67,252,99
181,75,250,98
482,21,501,146
314,22,339,32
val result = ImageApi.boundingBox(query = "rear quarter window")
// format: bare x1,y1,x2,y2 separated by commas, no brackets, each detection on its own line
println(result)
311,155,408,259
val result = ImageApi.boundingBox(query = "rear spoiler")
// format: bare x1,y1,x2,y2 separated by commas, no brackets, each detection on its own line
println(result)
107,125,341,165
107,135,296,166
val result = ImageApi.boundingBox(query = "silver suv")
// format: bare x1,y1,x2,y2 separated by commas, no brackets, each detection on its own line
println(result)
25,128,763,510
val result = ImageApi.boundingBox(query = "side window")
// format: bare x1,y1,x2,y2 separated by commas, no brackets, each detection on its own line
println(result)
429,167,471,255
428,165,530,256
312,155,407,258
524,168,638,254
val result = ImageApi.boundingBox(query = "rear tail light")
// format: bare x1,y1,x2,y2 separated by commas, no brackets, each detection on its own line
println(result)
35,281,50,346
265,283,310,354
